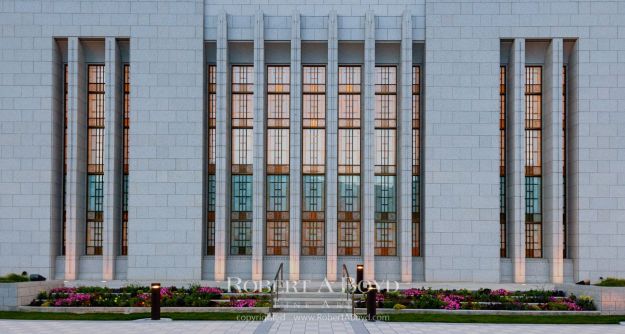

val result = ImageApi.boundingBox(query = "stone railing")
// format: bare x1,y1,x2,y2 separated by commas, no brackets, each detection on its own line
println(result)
558,284,625,315
0,281,63,311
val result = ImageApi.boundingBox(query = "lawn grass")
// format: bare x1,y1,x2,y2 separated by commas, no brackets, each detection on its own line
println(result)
379,313,625,324
2,311,623,324
596,277,625,287
0,273,29,283
0,311,265,321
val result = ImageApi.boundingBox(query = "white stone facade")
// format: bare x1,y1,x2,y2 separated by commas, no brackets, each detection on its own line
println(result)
1,0,624,284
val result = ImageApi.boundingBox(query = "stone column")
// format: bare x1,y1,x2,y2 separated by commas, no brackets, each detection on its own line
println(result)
362,11,376,281
399,12,413,283
65,37,87,280
50,40,64,279
214,12,228,281
252,11,265,281
326,11,339,282
508,38,526,283
289,12,302,281
544,38,564,283
567,41,580,282
102,37,122,281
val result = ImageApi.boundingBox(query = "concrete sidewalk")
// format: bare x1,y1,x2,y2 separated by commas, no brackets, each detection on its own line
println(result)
1,318,624,334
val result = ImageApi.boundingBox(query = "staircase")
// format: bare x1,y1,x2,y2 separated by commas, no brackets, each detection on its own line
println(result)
272,290,353,313
269,264,356,314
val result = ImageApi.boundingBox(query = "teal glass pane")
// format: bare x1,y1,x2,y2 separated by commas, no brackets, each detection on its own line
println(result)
412,175,419,214
525,176,542,215
375,175,396,213
303,175,325,212
267,175,289,212
123,174,128,212
87,175,103,212
338,175,360,212
232,175,253,212
500,176,505,214
207,174,216,212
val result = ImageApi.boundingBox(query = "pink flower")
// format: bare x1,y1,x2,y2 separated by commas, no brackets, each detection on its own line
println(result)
159,287,173,298
403,289,425,297
232,299,256,308
565,301,582,311
490,289,510,296
198,287,222,295
50,287,77,295
53,293,91,307
440,294,464,310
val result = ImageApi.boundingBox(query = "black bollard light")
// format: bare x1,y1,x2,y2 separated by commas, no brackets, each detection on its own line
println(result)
356,264,364,293
366,284,377,322
151,283,161,320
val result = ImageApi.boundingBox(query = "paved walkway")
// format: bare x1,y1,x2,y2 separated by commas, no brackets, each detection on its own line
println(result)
0,318,624,334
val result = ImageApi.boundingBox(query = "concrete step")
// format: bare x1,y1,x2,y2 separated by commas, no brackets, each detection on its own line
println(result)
277,297,350,304
274,300,352,307
272,305,353,313
275,291,351,298
273,282,351,292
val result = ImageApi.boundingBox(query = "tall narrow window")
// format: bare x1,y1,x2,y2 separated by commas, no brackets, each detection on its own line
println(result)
338,66,361,256
302,66,326,256
525,66,542,258
207,64,216,255
231,65,253,255
500,66,507,257
121,64,130,255
562,65,567,258
86,64,105,255
62,64,68,255
412,66,421,256
266,66,290,256
374,66,397,256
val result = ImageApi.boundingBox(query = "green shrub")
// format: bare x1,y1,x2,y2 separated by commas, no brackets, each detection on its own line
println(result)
36,291,47,300
382,301,395,309
76,286,110,294
545,302,569,311
0,273,29,283
393,303,406,310
575,296,596,310
596,277,625,287
412,294,444,309
386,291,401,299
256,300,271,307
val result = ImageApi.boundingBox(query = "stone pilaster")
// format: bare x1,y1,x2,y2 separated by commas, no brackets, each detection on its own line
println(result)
102,37,122,281
399,12,413,283
65,37,87,280
326,11,338,282
214,12,228,281
508,38,526,283
289,12,302,281
362,11,376,281
252,11,265,281
544,38,564,283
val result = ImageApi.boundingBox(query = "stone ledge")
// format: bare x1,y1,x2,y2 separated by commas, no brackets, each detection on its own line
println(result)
355,308,601,316
17,306,269,314
0,281,64,311
558,284,625,315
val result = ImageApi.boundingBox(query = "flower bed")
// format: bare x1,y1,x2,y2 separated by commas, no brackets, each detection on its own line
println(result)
29,285,271,308
355,288,595,311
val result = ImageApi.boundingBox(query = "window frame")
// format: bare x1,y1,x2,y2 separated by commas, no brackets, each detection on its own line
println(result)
302,65,327,256
86,63,105,256
524,65,543,258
